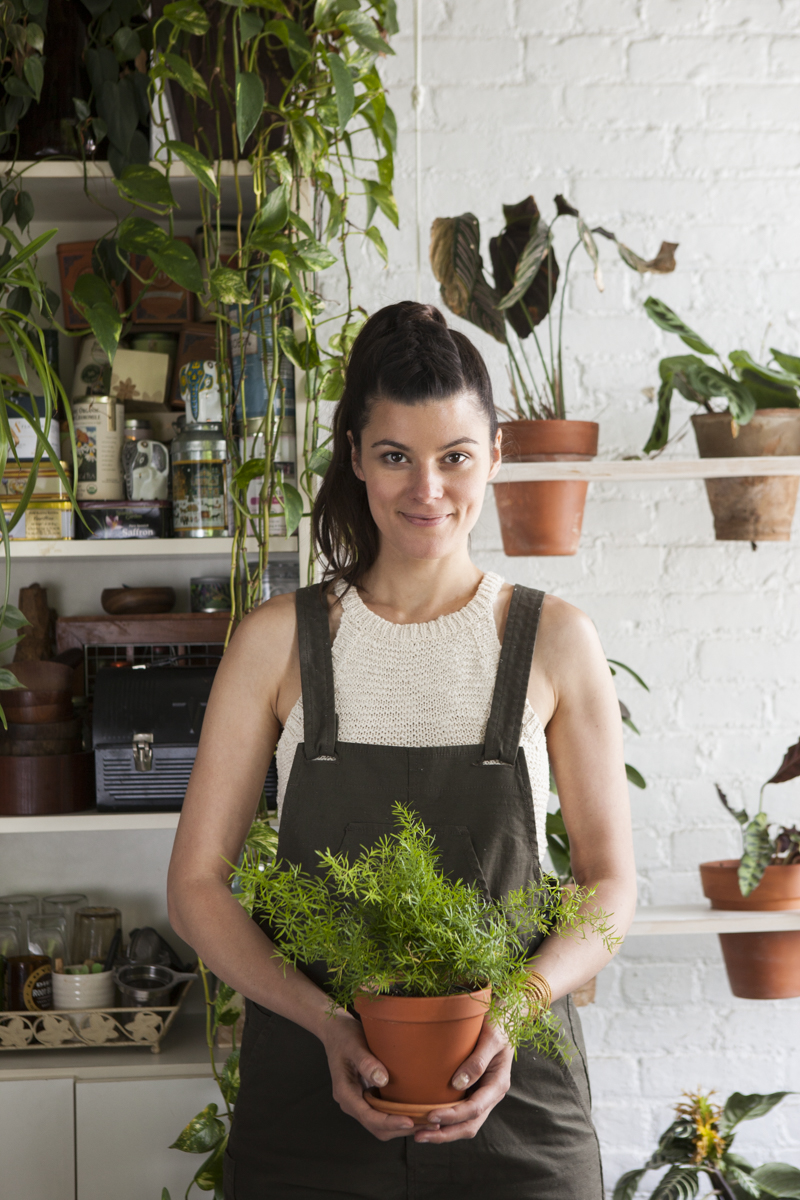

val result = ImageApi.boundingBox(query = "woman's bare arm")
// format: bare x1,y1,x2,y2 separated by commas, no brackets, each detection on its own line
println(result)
530,595,637,997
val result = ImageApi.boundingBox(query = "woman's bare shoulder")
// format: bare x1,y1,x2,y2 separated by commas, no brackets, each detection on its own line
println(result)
215,591,299,685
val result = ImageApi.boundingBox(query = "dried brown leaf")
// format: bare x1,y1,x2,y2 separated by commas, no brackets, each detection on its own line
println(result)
429,214,506,343
489,195,559,338
766,736,800,785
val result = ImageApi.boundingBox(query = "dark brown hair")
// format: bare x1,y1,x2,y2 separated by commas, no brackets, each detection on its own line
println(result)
313,301,497,590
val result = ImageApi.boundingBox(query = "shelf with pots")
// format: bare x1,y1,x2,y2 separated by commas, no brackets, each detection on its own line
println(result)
493,455,800,483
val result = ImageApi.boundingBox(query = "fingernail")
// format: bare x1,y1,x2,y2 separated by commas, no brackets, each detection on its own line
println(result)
453,1073,469,1089
372,1069,388,1086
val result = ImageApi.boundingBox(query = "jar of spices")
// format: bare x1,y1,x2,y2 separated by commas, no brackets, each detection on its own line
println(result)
171,419,228,538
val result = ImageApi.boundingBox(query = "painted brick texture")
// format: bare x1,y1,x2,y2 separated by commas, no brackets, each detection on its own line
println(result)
332,0,800,1192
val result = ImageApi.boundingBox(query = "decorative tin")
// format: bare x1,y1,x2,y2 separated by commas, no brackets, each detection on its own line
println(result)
1,500,73,540
190,576,232,613
128,238,195,324
70,397,125,501
1,461,70,501
71,335,112,398
75,500,172,540
171,420,228,538
110,349,172,411
179,360,223,424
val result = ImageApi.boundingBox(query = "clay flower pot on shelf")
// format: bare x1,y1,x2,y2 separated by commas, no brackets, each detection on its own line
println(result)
494,420,599,556
699,860,800,999
692,410,800,541
356,988,490,1123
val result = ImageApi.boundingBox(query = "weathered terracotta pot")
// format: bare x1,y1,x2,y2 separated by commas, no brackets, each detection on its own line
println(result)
355,988,490,1116
700,859,800,999
692,410,800,541
493,420,599,556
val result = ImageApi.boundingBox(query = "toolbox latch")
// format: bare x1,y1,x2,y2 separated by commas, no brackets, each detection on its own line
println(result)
133,733,154,772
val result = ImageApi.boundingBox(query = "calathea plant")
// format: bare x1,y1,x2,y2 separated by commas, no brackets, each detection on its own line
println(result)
234,804,619,1056
430,194,677,420
548,658,648,882
641,297,800,453
715,736,800,896
614,1089,800,1200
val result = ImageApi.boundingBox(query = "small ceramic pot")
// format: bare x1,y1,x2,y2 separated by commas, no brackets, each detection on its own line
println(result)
52,970,115,1010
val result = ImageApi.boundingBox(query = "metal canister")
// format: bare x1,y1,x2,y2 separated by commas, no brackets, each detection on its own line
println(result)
235,418,297,535
70,396,125,501
171,420,228,538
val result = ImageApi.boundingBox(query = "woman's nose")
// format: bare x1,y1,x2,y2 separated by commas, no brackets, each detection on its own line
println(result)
409,463,444,502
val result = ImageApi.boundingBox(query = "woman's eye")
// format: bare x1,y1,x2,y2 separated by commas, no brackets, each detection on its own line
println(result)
444,452,468,464
384,452,407,464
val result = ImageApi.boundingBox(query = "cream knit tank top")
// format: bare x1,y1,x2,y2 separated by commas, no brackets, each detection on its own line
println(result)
275,572,550,854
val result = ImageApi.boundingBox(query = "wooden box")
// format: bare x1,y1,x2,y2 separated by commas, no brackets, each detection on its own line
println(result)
56,242,126,332
129,238,195,325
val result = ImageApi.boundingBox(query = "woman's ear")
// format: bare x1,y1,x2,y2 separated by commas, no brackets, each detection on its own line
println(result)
487,427,502,482
347,431,366,481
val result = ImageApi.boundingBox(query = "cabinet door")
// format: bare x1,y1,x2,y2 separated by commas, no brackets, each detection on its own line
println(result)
0,1078,76,1200
76,1076,221,1200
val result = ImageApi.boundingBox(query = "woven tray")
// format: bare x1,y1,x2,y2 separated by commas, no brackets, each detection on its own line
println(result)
0,977,195,1054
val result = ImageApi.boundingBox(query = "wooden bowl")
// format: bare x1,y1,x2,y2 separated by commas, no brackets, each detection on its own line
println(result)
6,661,74,692
0,751,95,815
101,587,176,615
1,698,75,724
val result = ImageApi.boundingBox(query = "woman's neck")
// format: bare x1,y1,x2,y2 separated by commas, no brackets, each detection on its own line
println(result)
356,546,483,625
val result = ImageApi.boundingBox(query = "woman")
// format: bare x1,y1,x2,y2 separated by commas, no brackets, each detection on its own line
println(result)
168,302,636,1200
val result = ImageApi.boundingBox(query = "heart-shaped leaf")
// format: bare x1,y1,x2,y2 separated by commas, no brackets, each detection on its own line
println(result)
163,1,210,36
116,164,176,208
282,480,304,535
117,217,170,256
325,49,354,130
170,1103,225,1154
0,667,24,690
209,266,250,304
236,70,265,151
220,1049,240,1106
0,604,30,631
167,141,219,200
22,55,43,102
73,273,113,308
83,303,123,363
164,52,210,102
151,239,204,294
256,184,290,233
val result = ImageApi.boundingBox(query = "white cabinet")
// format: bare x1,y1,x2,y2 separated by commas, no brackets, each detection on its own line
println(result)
0,1078,76,1200
75,1077,221,1200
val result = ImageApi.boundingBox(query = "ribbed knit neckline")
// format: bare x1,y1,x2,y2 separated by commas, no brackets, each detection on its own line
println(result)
336,572,504,641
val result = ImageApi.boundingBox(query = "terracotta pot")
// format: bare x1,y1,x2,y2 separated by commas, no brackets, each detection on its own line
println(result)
699,859,800,999
692,410,800,541
355,988,490,1107
0,752,95,815
493,420,599,556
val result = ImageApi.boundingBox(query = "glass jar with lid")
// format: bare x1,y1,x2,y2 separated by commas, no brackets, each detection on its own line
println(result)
170,419,229,538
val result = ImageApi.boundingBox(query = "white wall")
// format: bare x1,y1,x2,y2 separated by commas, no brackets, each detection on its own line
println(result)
361,0,800,1190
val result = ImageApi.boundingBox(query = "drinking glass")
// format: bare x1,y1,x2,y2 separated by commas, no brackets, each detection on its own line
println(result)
0,924,21,958
0,895,39,942
73,907,121,966
42,894,88,962
27,914,68,969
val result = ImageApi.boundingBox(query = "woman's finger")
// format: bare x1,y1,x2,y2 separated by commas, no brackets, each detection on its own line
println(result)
450,1020,508,1091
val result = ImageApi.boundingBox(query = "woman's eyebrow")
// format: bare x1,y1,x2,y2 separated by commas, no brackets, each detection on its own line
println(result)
370,437,479,450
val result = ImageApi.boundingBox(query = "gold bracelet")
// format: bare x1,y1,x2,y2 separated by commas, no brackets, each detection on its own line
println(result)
524,970,552,1012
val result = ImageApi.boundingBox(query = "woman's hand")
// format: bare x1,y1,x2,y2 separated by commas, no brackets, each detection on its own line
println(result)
320,1009,416,1140
414,1017,513,1144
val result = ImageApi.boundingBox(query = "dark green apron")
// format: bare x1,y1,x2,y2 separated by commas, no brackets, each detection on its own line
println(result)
225,584,603,1200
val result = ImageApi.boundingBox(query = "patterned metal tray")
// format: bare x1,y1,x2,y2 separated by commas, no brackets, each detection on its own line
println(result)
0,977,195,1054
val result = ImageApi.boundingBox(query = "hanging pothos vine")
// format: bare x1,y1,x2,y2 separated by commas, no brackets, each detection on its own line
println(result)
68,0,398,632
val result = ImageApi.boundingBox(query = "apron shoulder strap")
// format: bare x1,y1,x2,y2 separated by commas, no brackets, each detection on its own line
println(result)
295,584,337,758
482,585,545,765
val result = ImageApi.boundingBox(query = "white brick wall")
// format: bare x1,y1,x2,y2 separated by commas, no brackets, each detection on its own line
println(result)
350,0,800,1191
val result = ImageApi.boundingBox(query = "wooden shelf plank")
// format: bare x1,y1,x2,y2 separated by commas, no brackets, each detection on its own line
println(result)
6,536,297,560
493,456,800,483
629,904,800,936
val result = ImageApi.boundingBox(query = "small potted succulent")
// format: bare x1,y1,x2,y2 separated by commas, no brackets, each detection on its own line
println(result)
642,297,800,541
430,194,677,555
700,736,800,999
614,1088,800,1200
236,804,617,1123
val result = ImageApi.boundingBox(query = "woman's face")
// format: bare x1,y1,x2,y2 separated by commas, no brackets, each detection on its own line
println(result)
350,393,502,563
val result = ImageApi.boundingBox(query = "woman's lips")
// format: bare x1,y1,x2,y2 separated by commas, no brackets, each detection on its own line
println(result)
400,512,451,527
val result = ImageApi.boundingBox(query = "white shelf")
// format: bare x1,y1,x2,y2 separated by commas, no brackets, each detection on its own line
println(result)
493,456,800,483
7,159,255,223
0,810,180,834
6,536,297,560
629,903,800,936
